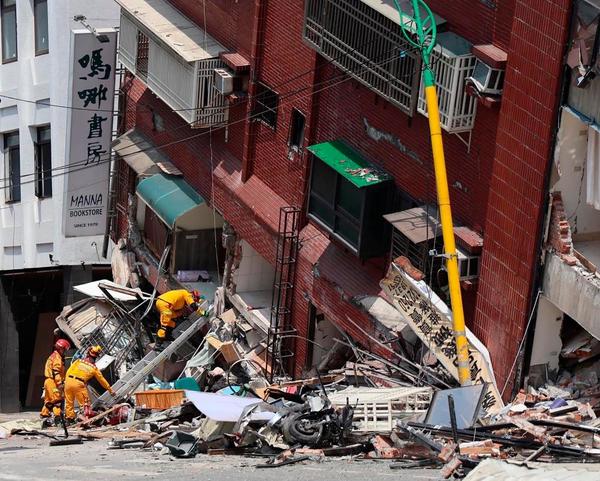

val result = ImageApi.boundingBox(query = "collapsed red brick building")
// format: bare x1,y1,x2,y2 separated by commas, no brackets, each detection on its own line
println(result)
111,0,575,397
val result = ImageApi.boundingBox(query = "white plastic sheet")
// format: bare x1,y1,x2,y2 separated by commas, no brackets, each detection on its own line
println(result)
184,391,262,422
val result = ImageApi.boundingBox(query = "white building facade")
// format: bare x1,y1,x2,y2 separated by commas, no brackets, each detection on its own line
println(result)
0,0,120,413
0,0,120,270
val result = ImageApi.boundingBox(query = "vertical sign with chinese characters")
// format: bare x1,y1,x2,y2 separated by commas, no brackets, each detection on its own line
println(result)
64,29,116,237
381,262,504,412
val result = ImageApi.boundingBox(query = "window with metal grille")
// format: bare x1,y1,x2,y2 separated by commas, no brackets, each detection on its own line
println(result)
253,83,278,128
417,32,477,133
303,0,421,116
308,156,391,258
288,108,306,151
135,30,149,83
1,0,17,63
35,125,52,198
3,131,20,202
117,11,228,129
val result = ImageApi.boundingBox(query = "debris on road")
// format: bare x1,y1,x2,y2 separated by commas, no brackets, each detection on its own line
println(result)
5,261,600,479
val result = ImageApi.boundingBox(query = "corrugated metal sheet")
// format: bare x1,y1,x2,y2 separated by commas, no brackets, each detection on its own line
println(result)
384,206,440,244
112,130,163,176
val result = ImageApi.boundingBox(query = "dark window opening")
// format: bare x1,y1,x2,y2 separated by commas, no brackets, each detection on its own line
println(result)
254,83,278,128
143,207,169,258
34,0,48,55
308,156,391,259
4,130,20,202
288,108,306,151
35,125,52,198
1,0,17,63
136,30,149,82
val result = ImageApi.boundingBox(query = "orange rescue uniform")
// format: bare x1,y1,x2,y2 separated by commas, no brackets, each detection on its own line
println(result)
155,289,197,340
64,358,112,420
40,351,65,418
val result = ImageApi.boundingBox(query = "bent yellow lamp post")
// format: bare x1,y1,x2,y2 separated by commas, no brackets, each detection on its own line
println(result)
394,0,471,385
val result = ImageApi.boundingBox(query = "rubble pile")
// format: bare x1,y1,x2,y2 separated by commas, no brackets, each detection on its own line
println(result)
4,280,600,478
390,384,600,478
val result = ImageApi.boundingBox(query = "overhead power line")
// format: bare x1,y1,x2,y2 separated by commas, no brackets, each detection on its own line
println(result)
0,49,401,188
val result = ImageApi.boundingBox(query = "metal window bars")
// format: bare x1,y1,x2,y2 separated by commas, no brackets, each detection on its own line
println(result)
303,0,422,117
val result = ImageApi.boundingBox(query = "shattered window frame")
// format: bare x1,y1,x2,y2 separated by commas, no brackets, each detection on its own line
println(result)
569,0,600,82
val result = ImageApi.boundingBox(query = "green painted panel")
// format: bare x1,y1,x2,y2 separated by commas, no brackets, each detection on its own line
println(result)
307,140,391,188
136,173,204,228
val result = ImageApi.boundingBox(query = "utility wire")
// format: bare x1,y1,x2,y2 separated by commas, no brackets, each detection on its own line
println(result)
0,54,399,211
0,29,437,187
0,51,400,188
0,32,419,114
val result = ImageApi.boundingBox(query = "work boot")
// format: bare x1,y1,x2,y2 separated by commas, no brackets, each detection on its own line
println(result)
40,417,53,429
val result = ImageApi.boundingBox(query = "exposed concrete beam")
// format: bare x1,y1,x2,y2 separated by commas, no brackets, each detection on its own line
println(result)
543,252,600,340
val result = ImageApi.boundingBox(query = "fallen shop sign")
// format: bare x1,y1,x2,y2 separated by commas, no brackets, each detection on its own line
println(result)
381,262,503,411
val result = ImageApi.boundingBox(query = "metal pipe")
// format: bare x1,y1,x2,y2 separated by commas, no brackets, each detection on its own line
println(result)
394,0,471,385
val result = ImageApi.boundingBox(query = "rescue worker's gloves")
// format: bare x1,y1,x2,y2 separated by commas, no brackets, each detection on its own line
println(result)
89,345,102,358
191,290,201,303
190,302,199,311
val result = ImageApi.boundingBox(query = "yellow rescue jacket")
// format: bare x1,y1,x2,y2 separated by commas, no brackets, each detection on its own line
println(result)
66,359,111,391
156,289,196,312
44,351,65,386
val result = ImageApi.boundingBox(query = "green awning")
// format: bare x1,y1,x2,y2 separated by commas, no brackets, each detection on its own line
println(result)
136,173,204,228
307,140,391,188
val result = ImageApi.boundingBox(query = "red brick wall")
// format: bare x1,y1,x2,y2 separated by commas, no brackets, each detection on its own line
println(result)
547,192,573,256
473,0,571,395
167,0,254,56
311,62,498,231
246,0,318,206
425,0,516,50
121,0,572,393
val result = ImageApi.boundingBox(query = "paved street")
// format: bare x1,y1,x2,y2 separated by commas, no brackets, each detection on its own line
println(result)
0,435,441,481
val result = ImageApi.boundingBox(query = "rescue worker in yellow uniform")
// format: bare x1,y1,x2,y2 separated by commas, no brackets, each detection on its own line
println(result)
64,346,115,423
154,289,202,349
40,339,71,427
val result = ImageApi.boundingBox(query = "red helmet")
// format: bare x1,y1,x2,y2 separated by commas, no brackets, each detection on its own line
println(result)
55,339,71,351
191,290,201,302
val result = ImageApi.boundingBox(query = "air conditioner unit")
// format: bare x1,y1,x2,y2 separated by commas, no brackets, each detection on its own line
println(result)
457,249,480,281
213,68,234,95
467,59,505,95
